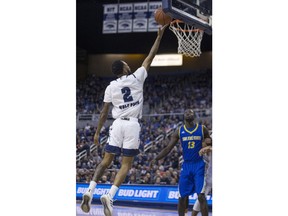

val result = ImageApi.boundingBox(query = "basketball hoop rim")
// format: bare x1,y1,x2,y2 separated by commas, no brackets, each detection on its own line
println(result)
170,19,204,32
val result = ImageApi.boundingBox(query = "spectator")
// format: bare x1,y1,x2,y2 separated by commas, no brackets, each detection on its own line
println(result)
76,140,90,156
101,175,110,184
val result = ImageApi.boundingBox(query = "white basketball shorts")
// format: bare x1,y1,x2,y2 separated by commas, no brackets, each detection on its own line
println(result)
105,117,141,157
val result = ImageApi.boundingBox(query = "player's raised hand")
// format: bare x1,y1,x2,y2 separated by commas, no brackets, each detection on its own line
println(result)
158,24,169,37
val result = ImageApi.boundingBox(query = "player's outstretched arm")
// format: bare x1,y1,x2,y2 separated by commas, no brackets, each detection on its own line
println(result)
142,24,168,72
150,129,179,167
94,102,110,145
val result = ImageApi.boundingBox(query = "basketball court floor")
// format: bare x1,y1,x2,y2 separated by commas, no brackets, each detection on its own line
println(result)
76,202,212,216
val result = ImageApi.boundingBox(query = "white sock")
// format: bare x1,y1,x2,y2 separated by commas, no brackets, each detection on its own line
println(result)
108,185,119,198
87,181,97,194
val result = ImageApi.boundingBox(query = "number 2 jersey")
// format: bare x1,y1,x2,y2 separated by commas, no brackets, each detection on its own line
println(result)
104,66,147,119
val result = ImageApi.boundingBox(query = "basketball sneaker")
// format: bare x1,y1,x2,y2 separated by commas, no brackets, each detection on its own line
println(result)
80,190,92,213
100,193,114,216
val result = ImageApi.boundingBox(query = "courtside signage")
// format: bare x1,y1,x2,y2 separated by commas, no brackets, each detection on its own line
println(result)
76,183,212,205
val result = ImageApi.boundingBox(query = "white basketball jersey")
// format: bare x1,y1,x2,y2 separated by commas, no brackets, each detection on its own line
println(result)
104,66,147,119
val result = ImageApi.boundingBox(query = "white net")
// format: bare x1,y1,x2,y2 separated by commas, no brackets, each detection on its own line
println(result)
169,20,204,57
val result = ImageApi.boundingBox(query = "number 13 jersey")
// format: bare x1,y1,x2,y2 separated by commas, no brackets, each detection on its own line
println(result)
104,66,147,119
179,124,205,162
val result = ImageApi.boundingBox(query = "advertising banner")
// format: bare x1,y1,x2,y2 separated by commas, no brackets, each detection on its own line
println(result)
76,183,212,205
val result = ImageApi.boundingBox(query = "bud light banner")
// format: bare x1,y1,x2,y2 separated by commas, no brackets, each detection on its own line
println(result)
76,183,212,205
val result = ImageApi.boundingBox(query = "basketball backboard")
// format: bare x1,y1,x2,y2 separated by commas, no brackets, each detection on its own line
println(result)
162,0,212,34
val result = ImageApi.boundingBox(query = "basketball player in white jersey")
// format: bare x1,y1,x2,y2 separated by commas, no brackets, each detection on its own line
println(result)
191,141,212,216
80,24,168,216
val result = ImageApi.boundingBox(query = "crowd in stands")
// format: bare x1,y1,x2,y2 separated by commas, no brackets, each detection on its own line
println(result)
76,69,212,116
76,70,212,186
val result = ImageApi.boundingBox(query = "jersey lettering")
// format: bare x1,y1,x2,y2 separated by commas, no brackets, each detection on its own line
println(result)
179,124,204,162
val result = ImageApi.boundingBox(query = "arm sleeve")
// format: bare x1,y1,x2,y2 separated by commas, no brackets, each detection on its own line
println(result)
103,84,112,103
133,66,148,83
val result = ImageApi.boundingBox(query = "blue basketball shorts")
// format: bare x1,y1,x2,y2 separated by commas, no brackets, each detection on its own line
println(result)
178,160,205,197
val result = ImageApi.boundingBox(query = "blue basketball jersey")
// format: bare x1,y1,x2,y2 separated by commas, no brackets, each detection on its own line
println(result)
178,123,206,197
178,123,204,162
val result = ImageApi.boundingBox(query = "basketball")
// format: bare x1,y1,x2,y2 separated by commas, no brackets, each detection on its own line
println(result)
154,8,173,26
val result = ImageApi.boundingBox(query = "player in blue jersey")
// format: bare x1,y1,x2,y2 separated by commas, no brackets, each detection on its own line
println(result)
150,109,212,216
